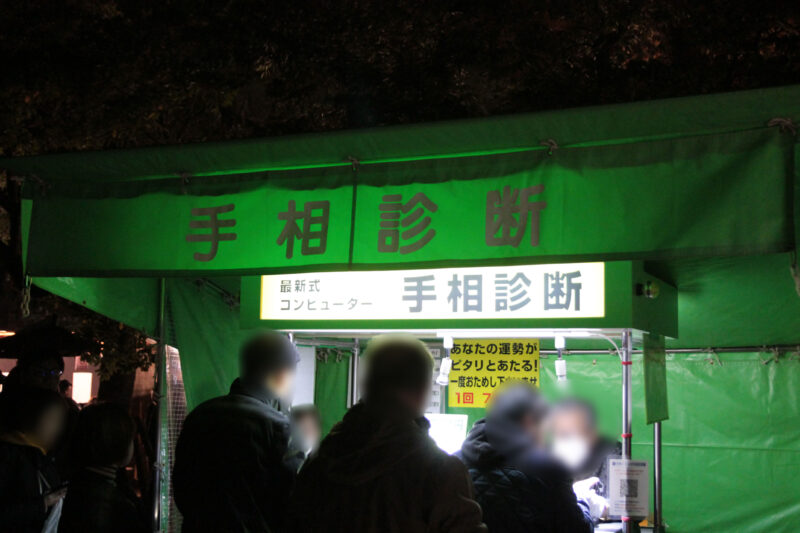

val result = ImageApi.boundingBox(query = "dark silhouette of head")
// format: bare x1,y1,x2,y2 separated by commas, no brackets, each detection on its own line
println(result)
486,383,550,449
13,352,65,392
240,331,299,399
362,334,433,414
71,402,136,468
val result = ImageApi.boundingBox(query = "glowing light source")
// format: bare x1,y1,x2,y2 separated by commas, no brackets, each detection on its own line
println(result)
72,372,93,404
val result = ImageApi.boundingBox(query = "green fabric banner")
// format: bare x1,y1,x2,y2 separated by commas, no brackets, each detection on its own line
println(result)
166,278,247,410
312,349,351,437
32,276,160,335
24,128,794,276
643,332,669,423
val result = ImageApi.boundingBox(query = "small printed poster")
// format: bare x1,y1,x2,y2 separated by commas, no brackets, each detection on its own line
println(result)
608,458,650,518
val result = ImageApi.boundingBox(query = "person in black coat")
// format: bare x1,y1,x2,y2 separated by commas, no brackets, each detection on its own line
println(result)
457,384,594,533
289,334,487,533
0,387,67,533
173,332,305,533
59,402,148,533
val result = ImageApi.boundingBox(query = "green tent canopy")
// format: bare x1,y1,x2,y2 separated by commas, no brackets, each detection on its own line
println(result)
3,85,800,533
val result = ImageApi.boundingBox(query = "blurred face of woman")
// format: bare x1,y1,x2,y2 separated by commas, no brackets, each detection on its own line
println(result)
34,404,66,450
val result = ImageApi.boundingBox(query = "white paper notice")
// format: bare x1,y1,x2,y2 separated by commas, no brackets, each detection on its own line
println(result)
608,458,649,518
425,413,469,454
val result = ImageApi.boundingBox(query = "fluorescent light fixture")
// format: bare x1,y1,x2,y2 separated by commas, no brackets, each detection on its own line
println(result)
442,336,454,350
436,357,453,386
72,372,93,404
555,358,568,382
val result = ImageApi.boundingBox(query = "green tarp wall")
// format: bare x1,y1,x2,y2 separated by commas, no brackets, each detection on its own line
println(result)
448,353,800,533
312,352,351,437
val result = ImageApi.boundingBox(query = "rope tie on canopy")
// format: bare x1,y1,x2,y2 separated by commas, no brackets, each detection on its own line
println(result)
179,172,191,194
767,117,797,135
20,275,31,318
539,138,559,155
346,156,360,172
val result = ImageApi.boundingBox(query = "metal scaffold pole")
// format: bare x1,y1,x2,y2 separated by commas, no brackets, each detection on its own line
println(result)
654,421,663,532
152,278,167,532
621,329,633,533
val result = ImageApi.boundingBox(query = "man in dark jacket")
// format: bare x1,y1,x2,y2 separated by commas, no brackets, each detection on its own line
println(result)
173,332,304,533
289,334,487,533
457,384,594,533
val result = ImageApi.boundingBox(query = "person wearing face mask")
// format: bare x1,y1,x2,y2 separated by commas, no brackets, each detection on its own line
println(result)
457,384,593,533
549,398,621,500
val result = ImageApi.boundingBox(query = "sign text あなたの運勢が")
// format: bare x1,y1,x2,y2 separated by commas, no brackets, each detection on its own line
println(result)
447,338,540,408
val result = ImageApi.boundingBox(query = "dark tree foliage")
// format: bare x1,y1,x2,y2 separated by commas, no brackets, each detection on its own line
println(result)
0,1,798,376
1,0,799,155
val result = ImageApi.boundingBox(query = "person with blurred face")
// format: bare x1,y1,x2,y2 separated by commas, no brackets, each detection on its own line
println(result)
290,404,322,455
0,354,77,480
59,402,147,533
550,399,621,500
0,387,67,533
457,384,594,533
173,331,304,533
290,334,486,533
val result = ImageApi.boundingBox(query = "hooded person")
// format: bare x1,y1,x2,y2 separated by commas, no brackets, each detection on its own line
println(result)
173,331,305,533
289,334,487,533
457,384,595,533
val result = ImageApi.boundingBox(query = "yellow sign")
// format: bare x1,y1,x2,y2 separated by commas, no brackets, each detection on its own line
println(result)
447,339,540,408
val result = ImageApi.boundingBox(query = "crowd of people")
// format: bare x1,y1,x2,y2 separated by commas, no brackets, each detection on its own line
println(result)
174,332,617,533
0,352,149,533
0,331,616,533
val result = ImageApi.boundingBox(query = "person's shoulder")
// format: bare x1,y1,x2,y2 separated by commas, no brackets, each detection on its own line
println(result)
186,392,273,420
420,441,468,476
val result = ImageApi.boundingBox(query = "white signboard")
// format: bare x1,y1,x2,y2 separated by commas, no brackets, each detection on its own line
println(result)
608,458,650,518
260,262,604,321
